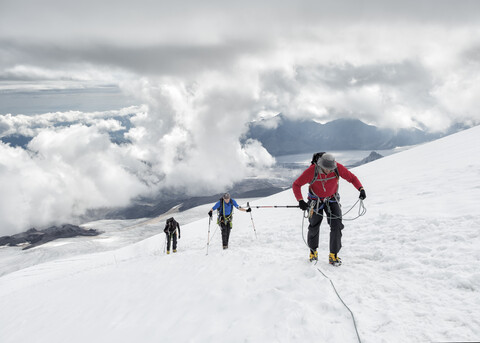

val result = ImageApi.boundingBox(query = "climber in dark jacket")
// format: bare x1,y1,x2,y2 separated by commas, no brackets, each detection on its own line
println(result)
164,217,181,254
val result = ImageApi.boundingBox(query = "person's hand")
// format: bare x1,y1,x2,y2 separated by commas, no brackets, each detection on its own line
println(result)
359,188,366,200
298,200,309,211
246,207,252,212
208,210,213,218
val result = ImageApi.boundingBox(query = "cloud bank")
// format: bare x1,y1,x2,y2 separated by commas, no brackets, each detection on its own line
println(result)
0,94,275,235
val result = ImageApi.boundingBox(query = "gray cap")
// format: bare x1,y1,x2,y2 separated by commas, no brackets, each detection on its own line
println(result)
317,153,337,170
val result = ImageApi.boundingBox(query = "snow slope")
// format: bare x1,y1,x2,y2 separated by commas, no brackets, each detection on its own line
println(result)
1,126,480,343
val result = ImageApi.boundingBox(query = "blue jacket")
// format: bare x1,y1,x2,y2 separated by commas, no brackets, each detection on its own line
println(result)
213,199,240,216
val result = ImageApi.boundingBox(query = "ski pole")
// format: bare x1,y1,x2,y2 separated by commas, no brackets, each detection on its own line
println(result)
246,202,257,239
206,216,212,256
248,205,299,208
163,235,167,254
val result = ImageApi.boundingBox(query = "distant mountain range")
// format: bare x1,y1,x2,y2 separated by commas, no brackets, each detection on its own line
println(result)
82,178,284,221
2,115,469,157
347,151,384,168
244,115,470,156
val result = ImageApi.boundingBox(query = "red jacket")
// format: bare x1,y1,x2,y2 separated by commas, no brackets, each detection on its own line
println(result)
292,163,363,201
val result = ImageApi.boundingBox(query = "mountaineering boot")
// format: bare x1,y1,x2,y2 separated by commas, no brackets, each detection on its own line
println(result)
223,246,228,250
173,249,177,253
167,250,170,255
309,249,318,262
329,253,342,266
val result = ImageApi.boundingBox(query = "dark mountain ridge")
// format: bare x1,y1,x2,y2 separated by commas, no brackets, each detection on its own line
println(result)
244,115,465,156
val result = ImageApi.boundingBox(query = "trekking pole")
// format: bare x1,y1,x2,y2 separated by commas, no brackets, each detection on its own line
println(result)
249,205,299,208
163,235,167,254
246,202,258,239
206,216,212,256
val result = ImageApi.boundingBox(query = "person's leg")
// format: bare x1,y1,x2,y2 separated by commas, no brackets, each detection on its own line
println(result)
307,211,323,251
224,220,232,248
166,233,171,253
172,233,177,251
326,202,344,254
220,221,229,248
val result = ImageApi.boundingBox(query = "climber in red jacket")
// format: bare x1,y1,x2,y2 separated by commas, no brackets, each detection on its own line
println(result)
292,152,366,266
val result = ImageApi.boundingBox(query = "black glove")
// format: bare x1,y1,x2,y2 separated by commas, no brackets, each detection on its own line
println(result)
359,188,366,200
246,208,252,212
208,210,213,218
298,200,309,211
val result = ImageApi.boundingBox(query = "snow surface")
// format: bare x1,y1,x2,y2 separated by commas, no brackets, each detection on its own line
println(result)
1,126,480,343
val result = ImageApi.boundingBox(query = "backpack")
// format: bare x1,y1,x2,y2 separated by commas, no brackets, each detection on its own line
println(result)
166,217,177,233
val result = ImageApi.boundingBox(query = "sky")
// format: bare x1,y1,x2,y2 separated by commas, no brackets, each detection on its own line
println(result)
1,0,480,233
1,125,479,342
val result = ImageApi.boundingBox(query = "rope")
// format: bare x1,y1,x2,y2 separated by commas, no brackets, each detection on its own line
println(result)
316,267,362,343
300,199,365,342
330,199,367,221
306,199,366,221
301,213,308,247
301,210,362,342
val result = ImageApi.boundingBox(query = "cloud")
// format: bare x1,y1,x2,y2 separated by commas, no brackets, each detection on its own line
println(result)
0,124,149,235
0,77,279,234
0,107,141,137
122,72,275,194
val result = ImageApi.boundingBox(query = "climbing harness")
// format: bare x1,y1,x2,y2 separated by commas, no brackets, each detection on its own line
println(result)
217,197,233,228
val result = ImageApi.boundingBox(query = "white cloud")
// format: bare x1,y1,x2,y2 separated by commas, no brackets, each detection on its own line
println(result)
0,125,149,235
122,72,271,195
0,107,141,138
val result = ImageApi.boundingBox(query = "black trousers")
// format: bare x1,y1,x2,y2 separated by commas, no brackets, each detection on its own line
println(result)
307,201,344,254
166,232,177,251
219,218,232,247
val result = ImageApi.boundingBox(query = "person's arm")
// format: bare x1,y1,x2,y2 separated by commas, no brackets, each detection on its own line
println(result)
208,201,221,217
211,201,221,212
292,165,315,201
337,163,366,199
292,165,315,210
232,199,244,212
337,163,363,190
233,200,251,212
